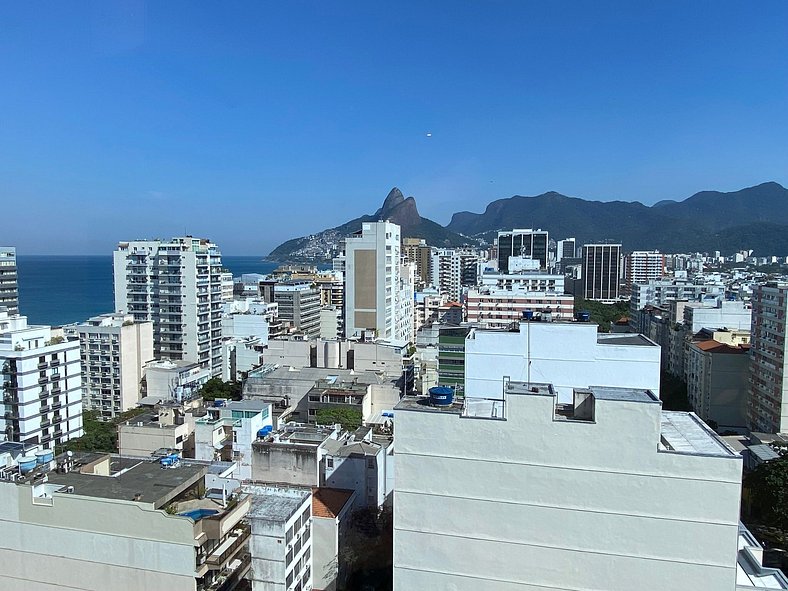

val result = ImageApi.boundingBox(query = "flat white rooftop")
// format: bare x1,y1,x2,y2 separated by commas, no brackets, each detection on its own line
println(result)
660,412,737,458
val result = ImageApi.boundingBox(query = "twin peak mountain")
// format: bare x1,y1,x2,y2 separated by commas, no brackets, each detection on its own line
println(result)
267,182,788,262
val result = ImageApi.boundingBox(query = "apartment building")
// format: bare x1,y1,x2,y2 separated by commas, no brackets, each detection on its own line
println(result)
686,339,750,429
393,380,743,590
0,453,252,591
274,282,321,338
76,313,153,420
341,221,413,343
465,289,574,328
624,250,665,293
244,484,313,591
1,311,83,449
113,237,224,375
430,248,480,301
749,282,788,433
0,247,19,315
630,277,726,310
556,237,576,262
402,237,433,288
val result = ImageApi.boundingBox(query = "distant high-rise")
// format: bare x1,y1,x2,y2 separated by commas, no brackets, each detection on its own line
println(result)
749,282,788,433
402,238,433,288
625,250,665,293
113,237,224,375
497,229,549,272
430,249,480,301
556,237,576,262
0,247,19,315
582,243,622,302
341,221,413,342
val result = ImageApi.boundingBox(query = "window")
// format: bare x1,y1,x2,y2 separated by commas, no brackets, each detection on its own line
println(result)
326,457,334,469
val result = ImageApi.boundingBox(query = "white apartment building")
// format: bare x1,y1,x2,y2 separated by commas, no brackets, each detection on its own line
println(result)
341,221,414,343
465,289,574,328
480,270,565,294
749,282,788,434
683,300,752,332
195,399,272,480
113,237,224,375
0,312,83,449
430,248,480,301
0,247,19,315
144,359,210,403
631,277,726,310
244,484,313,591
465,321,661,403
76,313,153,420
624,250,665,292
393,380,743,590
319,306,342,341
221,271,234,302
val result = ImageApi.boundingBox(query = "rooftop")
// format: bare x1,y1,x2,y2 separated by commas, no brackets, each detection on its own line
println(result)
243,484,311,523
46,456,207,508
596,333,658,347
312,487,355,519
659,412,738,458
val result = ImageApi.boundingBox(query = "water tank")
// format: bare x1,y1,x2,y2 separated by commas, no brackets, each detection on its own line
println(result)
35,450,54,465
428,386,454,407
213,399,227,408
522,310,534,321
19,455,38,474
257,425,273,438
576,311,591,322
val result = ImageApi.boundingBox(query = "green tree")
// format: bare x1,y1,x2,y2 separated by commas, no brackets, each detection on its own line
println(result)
315,407,362,431
199,378,242,401
573,297,630,333
746,453,788,529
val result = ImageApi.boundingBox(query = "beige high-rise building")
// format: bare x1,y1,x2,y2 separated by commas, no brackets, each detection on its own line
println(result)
340,221,414,342
749,282,788,433
403,238,433,288
76,313,154,420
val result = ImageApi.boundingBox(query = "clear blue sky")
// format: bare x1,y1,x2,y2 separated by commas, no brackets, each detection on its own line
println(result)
2,1,787,254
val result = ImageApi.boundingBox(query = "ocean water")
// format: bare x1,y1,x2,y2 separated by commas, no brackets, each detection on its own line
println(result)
16,256,279,327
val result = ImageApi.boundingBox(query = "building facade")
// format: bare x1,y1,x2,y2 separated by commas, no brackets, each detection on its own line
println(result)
749,282,788,433
582,243,622,302
341,221,413,342
393,381,743,590
497,229,549,272
1,312,83,449
77,313,154,420
430,249,480,301
465,289,575,329
0,247,19,315
114,237,225,375
624,250,665,293
274,282,321,338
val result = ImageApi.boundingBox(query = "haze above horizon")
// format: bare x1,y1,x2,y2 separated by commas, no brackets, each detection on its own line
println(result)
2,2,788,255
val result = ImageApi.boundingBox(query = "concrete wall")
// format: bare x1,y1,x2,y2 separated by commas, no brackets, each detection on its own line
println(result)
251,445,320,486
393,392,742,591
0,482,197,591
466,322,661,403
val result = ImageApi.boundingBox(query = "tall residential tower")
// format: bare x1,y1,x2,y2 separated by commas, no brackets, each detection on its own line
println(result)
113,237,224,375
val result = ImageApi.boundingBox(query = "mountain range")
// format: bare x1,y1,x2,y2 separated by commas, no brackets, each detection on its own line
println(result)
267,182,788,261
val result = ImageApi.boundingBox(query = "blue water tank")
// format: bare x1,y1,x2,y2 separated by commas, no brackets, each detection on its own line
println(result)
576,311,591,322
213,399,227,408
523,309,534,320
19,455,38,474
35,450,54,464
257,425,273,438
429,386,454,407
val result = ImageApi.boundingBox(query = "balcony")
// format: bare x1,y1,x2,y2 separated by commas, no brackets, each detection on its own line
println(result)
205,524,250,571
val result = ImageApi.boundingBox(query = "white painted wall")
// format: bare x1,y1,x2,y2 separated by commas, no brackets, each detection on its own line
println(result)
393,389,743,591
465,322,661,403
